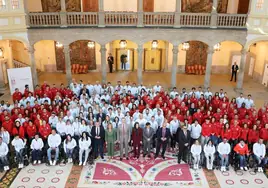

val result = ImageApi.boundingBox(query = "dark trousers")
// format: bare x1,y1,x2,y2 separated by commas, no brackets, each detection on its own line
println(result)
32,149,42,161
133,143,141,157
171,134,176,148
16,149,24,163
121,62,126,70
178,145,188,163
94,140,103,158
230,71,237,81
109,63,113,73
155,140,167,157
0,156,9,166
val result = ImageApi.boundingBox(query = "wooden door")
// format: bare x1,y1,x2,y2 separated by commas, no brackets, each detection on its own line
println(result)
144,49,162,71
238,0,249,14
82,0,98,12
143,0,154,12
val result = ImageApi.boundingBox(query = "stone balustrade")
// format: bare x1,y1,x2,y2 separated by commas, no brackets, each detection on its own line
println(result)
27,12,248,29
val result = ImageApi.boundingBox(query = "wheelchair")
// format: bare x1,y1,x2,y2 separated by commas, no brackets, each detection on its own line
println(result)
14,147,30,168
188,152,203,169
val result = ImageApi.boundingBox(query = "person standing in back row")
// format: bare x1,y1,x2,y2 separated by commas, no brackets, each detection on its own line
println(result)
230,62,239,82
107,53,114,73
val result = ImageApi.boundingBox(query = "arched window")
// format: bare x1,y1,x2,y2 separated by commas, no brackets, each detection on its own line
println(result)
11,0,19,10
0,0,7,10
256,0,264,10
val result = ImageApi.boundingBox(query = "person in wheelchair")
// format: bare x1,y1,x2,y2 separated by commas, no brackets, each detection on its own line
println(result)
47,128,61,166
204,140,215,170
11,134,27,169
234,140,249,171
253,139,266,172
218,138,231,172
0,136,9,171
190,140,202,170
30,133,44,165
79,131,92,166
63,134,77,163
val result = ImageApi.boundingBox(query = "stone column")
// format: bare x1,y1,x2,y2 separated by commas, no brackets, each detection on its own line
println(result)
204,46,214,89
28,46,38,87
0,59,6,93
63,45,72,85
210,0,218,28
236,49,247,92
137,0,144,27
171,45,179,88
100,45,107,84
60,0,67,27
98,0,105,27
174,0,181,28
23,0,30,27
137,45,143,85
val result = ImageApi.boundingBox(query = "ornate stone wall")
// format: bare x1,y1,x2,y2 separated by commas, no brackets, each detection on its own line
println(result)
181,0,228,13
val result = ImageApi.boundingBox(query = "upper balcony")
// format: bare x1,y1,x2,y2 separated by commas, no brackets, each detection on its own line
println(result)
24,0,249,30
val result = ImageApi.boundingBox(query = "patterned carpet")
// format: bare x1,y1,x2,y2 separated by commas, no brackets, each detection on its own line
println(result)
2,152,268,188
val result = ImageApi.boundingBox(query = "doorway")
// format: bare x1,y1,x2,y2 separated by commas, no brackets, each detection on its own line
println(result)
116,48,134,71
144,49,162,71
262,63,268,87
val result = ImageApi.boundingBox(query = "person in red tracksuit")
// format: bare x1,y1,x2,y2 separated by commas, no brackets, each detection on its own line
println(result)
248,124,259,150
201,118,212,146
2,116,13,134
39,120,51,141
12,88,22,102
230,124,241,147
221,123,232,141
26,120,37,140
12,121,25,139
260,123,268,144
240,123,249,142
34,85,43,98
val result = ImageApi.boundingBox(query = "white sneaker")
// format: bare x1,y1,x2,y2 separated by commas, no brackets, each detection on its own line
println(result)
79,161,82,166
49,160,53,166
70,158,73,163
244,167,248,171
260,168,264,172
3,166,7,171
258,167,261,172
83,162,86,166
38,160,41,164
194,164,197,170
21,164,24,168
223,167,226,172
53,160,56,166
220,166,223,172
5,166,9,171
33,160,37,165
240,167,243,171
19,164,23,169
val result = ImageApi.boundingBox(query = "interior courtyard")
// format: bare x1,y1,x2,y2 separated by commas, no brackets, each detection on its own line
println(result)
0,0,268,188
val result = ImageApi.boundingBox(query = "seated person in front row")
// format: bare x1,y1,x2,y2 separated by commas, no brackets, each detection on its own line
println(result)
30,133,44,165
218,138,231,172
11,134,26,169
0,136,9,171
47,129,61,166
234,140,249,171
253,139,267,172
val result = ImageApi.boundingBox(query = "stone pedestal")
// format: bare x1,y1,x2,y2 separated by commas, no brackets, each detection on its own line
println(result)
235,49,247,92
28,46,38,87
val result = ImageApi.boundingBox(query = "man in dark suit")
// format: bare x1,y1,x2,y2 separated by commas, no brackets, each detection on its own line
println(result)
143,122,155,158
230,62,239,82
91,121,105,159
177,124,191,164
96,109,106,122
107,53,114,73
155,120,171,159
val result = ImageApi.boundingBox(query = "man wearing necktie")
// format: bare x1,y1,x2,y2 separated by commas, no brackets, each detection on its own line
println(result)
177,124,191,164
91,122,105,159
155,119,171,159
143,122,154,158
117,117,131,160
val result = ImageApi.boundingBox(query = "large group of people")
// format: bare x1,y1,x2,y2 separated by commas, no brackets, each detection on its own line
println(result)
0,80,268,174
